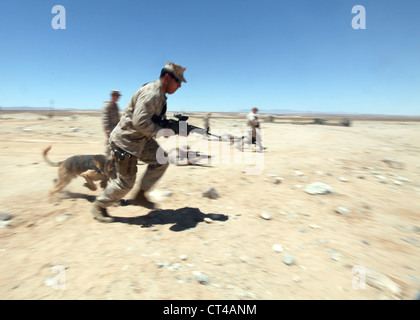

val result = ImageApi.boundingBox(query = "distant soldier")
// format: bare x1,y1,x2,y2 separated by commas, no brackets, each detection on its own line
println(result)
203,112,211,133
245,107,263,152
102,90,121,156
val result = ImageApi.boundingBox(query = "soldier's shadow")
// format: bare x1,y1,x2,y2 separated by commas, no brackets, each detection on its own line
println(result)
64,191,96,203
113,207,229,232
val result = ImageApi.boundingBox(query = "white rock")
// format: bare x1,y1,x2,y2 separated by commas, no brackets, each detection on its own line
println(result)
308,224,321,229
304,182,334,195
149,189,173,201
395,176,411,182
335,207,351,215
56,213,71,222
202,187,219,199
327,248,343,261
260,212,272,220
282,254,296,265
197,274,211,285
0,221,11,228
204,217,213,223
272,244,283,252
391,180,403,186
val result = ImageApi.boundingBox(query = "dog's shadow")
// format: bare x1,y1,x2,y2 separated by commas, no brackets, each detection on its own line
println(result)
114,207,229,232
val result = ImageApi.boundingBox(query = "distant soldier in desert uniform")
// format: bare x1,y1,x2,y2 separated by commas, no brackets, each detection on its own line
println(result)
203,112,211,133
102,90,121,156
91,62,187,222
245,107,263,152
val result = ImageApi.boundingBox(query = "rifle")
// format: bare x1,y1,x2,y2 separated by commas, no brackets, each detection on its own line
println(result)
152,113,221,140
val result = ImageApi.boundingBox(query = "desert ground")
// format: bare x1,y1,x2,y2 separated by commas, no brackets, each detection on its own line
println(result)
0,110,419,300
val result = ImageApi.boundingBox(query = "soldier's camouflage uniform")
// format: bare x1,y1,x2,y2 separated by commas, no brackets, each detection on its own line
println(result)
96,80,169,208
102,100,120,156
246,110,263,152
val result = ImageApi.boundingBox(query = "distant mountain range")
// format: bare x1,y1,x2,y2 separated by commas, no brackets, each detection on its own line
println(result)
0,106,91,111
1,106,325,114
1,106,418,118
236,108,372,115
237,108,318,114
1,106,48,110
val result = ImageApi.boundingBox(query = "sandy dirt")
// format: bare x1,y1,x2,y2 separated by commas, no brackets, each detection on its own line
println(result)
0,110,419,300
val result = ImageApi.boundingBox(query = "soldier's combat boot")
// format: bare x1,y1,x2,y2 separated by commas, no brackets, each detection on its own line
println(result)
91,202,114,223
131,190,156,209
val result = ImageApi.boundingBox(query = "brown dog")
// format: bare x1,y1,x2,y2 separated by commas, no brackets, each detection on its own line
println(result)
43,145,116,199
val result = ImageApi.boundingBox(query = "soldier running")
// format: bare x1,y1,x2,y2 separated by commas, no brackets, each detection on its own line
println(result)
91,62,187,222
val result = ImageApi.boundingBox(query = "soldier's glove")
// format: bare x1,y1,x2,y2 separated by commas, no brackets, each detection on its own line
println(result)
151,115,181,135
151,115,168,127
167,119,180,135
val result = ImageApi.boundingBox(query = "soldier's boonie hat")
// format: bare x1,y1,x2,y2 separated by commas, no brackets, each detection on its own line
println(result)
111,90,121,96
163,61,187,83
252,107,259,111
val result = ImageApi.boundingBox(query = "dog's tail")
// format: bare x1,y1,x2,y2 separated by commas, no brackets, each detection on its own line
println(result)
43,145,62,167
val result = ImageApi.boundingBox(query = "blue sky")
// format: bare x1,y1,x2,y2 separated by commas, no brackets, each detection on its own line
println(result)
1,0,419,115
